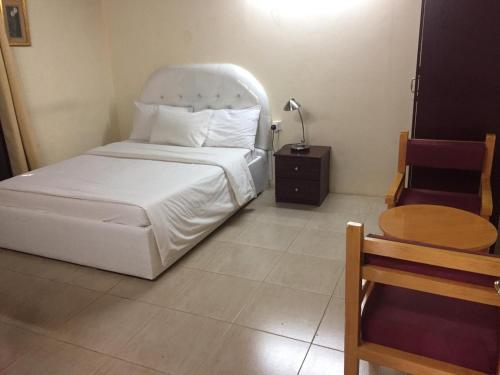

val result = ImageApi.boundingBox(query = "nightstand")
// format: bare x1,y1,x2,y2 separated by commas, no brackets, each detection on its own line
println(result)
274,144,331,206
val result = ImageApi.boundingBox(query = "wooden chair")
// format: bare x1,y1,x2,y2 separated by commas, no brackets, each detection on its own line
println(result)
385,131,496,219
344,222,500,375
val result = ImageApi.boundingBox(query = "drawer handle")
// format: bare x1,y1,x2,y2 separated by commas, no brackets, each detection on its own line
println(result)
294,166,299,172
294,187,299,192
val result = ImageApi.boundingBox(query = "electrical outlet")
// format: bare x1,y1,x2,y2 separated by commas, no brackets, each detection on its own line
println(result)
271,120,282,132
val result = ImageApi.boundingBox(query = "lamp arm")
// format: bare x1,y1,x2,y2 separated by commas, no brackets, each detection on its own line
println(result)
297,108,305,144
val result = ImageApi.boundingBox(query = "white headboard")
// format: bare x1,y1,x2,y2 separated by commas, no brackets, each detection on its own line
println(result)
139,64,272,150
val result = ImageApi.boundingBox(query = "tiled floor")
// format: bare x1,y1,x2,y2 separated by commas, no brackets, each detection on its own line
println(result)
0,190,404,375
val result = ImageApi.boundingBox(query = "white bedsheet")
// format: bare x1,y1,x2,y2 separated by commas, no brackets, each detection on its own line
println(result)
0,189,150,226
87,142,256,205
0,142,256,264
0,146,256,227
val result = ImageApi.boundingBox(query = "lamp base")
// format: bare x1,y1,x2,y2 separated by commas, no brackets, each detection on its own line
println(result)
291,143,310,152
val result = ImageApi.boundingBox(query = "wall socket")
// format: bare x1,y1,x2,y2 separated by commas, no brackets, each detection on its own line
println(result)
271,120,282,132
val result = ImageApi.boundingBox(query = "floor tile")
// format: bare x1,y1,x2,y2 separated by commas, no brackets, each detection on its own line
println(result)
93,358,165,375
299,345,343,375
178,238,222,270
0,250,81,283
0,192,393,375
195,325,309,375
109,266,201,305
0,251,123,292
256,206,313,228
0,271,40,319
67,267,124,292
2,337,108,375
0,322,44,371
117,308,230,375
299,345,406,375
235,221,299,251
203,241,282,281
3,278,100,334
315,194,375,217
289,228,345,260
307,212,366,233
333,271,345,298
210,207,261,242
0,250,122,291
314,297,344,350
360,362,408,375
274,201,318,211
113,266,259,322
167,270,260,322
56,295,160,354
0,248,23,270
364,196,385,235
368,198,388,217
364,216,383,236
246,189,276,208
0,248,25,270
236,283,330,342
265,253,344,295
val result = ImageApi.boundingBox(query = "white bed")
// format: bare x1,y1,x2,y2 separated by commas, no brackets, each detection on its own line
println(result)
0,64,271,279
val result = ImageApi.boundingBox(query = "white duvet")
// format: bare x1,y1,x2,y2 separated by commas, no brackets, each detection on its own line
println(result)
0,142,256,264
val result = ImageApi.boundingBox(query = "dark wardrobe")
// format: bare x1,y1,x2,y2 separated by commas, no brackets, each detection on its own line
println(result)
0,123,12,181
411,0,500,225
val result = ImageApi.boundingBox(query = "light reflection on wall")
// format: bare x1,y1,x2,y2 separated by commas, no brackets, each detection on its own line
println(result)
246,0,367,18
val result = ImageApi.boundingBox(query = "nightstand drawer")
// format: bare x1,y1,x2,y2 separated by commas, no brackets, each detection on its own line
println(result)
275,156,320,180
275,178,320,205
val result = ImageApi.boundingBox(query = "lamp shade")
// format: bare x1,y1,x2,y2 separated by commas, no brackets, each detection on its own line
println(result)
283,98,301,111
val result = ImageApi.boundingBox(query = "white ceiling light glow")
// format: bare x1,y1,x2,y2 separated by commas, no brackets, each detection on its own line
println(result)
247,0,366,18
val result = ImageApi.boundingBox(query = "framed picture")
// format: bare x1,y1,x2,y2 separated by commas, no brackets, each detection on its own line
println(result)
1,0,30,46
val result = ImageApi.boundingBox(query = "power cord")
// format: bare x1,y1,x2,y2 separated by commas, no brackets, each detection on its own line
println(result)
270,124,277,152
270,125,279,185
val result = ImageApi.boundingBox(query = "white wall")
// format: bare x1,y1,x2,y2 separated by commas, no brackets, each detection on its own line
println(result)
13,0,117,166
11,0,421,195
101,0,421,196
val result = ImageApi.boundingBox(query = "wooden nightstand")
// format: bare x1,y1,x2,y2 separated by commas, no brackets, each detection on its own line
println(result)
274,144,331,206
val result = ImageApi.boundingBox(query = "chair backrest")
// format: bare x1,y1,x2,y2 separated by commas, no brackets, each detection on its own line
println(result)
397,131,496,177
345,223,500,375
346,223,500,306
406,139,485,171
364,234,497,288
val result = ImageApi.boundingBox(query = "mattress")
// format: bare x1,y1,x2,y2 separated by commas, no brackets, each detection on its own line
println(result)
0,145,259,228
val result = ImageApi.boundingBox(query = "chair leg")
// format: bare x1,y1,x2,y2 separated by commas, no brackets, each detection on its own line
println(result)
344,349,359,375
345,223,363,375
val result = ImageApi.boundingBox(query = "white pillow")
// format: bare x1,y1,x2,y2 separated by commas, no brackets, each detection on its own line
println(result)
204,106,261,149
129,102,192,141
149,106,210,147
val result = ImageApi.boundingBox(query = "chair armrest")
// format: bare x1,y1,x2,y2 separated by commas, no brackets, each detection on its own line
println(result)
385,172,405,207
480,177,493,218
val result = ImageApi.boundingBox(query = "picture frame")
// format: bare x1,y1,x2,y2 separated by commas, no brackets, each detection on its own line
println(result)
1,0,30,46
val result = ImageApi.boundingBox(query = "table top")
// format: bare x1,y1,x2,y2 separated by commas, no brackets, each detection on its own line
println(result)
379,204,498,252
274,145,331,159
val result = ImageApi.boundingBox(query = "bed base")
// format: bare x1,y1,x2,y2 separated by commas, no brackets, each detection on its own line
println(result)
0,204,233,279
0,156,269,280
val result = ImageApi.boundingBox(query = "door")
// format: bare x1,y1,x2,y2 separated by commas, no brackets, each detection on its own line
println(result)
411,0,500,221
0,123,12,181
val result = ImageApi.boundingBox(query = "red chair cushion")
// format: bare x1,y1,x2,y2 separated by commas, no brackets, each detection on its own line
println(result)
397,188,481,214
362,284,499,374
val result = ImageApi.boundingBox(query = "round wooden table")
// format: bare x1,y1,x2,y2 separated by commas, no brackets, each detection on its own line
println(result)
379,204,498,252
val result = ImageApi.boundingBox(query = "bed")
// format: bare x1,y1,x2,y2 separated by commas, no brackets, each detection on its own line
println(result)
0,64,271,279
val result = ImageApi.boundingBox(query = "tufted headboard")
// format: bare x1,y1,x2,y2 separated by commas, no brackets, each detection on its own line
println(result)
139,64,272,150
